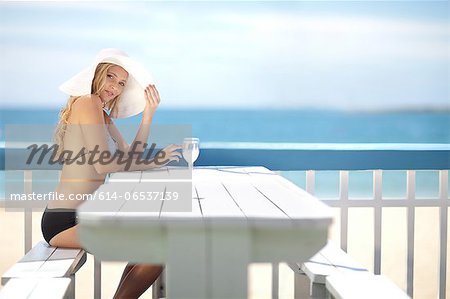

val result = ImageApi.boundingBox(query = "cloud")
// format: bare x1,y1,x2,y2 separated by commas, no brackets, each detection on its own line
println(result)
0,2,448,110
212,12,449,61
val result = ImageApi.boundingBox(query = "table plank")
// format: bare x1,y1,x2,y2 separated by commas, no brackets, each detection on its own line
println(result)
141,168,170,181
195,180,244,218
108,171,142,182
167,166,192,180
159,185,201,219
117,181,165,215
91,183,131,213
193,167,220,182
246,168,334,221
155,167,196,220
214,168,288,220
77,182,138,223
222,180,287,219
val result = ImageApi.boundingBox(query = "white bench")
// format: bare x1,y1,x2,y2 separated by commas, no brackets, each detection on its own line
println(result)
1,241,87,299
289,242,409,299
0,278,71,299
326,272,410,299
289,242,368,298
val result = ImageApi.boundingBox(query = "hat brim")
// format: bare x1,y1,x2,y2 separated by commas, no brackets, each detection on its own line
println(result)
59,54,154,118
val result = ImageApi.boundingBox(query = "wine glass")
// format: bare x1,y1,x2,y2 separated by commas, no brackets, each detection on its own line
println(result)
182,138,200,169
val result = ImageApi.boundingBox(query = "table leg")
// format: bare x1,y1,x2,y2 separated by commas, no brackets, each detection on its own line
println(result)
209,226,251,299
166,226,208,299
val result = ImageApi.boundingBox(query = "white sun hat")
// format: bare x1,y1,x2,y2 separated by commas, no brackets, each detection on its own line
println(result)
59,48,154,118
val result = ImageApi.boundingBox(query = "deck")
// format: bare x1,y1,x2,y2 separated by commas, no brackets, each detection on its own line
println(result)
1,143,449,298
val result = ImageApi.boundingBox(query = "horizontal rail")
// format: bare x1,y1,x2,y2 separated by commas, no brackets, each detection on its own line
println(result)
322,198,450,208
1,143,450,170
196,143,450,170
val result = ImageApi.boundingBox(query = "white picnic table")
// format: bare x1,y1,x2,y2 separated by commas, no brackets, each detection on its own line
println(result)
77,166,333,299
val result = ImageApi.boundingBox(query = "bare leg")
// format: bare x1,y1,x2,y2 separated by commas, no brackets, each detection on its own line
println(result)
49,225,163,298
49,224,82,248
113,264,164,299
117,263,136,288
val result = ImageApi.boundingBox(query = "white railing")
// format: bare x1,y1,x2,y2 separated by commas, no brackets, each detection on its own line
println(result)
1,143,449,298
294,169,449,298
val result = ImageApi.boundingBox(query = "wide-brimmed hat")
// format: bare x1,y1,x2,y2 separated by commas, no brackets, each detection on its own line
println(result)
59,48,154,118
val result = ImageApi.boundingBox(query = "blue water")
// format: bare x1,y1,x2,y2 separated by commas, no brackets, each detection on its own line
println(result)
1,108,449,143
1,108,449,199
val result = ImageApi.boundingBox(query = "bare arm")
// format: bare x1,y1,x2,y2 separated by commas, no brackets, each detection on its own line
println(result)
119,85,161,157
119,144,182,172
77,95,122,174
77,95,174,174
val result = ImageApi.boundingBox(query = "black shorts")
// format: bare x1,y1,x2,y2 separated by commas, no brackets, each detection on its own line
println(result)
41,208,78,244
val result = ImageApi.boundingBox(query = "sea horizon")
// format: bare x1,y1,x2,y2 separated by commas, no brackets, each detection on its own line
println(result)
1,105,450,113
1,107,448,144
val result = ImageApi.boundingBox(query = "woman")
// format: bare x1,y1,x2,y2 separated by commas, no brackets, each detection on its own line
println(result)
41,48,181,299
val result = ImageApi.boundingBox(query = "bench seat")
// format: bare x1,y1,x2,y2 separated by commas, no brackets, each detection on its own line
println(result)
1,241,86,299
301,242,368,283
1,241,86,285
289,242,409,299
0,278,71,299
326,272,410,299
289,242,368,298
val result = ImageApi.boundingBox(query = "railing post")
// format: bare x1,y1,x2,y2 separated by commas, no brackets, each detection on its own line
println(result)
406,170,416,298
306,170,315,195
273,164,284,290
339,171,349,252
24,170,32,253
94,257,101,299
439,170,448,299
373,170,382,275
272,262,279,299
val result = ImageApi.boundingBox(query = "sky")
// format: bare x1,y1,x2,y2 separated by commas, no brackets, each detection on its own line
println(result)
0,1,449,110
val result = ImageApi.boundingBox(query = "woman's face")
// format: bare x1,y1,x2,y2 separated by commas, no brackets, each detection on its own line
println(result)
99,65,129,103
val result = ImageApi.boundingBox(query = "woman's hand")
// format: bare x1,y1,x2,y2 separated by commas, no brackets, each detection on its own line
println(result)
143,84,160,117
155,144,183,167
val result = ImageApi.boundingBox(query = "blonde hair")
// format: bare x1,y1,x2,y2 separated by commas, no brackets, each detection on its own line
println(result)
54,63,122,158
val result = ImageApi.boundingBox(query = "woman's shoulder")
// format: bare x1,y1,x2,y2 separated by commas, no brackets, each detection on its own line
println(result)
71,95,104,123
73,94,102,109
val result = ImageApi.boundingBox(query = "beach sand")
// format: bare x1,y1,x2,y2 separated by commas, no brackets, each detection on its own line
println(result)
0,206,446,298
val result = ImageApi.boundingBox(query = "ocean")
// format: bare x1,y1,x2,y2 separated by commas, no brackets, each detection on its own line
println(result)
1,108,449,143
1,108,449,199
